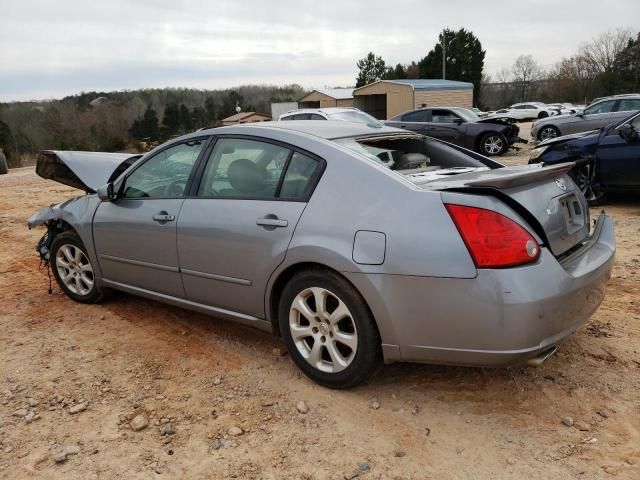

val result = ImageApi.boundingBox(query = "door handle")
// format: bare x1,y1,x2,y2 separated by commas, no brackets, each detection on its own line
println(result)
153,212,176,223
256,216,288,228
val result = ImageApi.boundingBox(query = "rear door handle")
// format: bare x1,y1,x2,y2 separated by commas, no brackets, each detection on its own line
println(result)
153,211,176,223
256,216,288,228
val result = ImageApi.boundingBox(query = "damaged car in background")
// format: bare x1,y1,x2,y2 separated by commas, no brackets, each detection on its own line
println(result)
28,121,615,388
384,107,526,156
530,110,640,205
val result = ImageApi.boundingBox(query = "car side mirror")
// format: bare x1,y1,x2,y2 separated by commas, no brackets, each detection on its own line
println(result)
619,124,639,143
97,182,117,201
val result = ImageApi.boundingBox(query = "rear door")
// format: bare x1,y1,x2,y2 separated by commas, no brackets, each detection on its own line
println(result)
93,139,207,297
177,136,324,317
391,110,430,135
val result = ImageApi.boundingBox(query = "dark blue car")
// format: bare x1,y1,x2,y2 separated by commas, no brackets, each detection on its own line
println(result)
529,111,640,204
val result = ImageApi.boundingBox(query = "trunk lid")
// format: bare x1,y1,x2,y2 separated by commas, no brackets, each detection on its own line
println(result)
409,163,590,257
36,150,141,193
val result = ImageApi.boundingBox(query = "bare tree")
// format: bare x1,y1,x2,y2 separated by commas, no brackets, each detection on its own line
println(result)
496,68,511,84
580,28,633,75
511,54,544,101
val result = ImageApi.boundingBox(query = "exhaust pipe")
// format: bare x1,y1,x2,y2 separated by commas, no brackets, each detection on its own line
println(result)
526,346,557,367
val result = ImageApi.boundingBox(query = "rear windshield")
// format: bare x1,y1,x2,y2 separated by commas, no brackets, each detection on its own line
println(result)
326,111,381,126
334,135,501,172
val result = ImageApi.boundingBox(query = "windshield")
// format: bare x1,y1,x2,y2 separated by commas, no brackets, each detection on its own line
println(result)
327,110,382,126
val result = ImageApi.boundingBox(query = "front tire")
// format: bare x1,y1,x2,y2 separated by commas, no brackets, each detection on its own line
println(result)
50,231,106,303
278,268,382,389
537,125,560,142
538,111,549,119
571,164,607,206
479,133,508,156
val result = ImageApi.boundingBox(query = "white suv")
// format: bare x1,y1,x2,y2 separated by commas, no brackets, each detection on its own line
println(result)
279,108,382,126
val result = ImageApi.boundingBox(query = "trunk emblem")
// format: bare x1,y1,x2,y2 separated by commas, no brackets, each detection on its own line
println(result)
555,178,567,191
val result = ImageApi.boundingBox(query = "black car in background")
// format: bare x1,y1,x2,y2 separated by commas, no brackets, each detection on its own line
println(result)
529,110,640,204
384,107,525,156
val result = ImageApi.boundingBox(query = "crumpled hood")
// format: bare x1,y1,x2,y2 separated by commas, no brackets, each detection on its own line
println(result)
475,116,517,125
537,129,599,148
36,150,141,192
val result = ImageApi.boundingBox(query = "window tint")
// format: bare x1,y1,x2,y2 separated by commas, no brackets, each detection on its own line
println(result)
618,99,640,112
431,109,460,123
279,152,319,199
281,115,295,121
585,100,615,115
123,140,204,198
402,110,428,122
309,114,326,120
198,138,290,198
294,114,311,120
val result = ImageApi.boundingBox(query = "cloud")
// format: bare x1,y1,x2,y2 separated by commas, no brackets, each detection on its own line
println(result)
1,0,638,101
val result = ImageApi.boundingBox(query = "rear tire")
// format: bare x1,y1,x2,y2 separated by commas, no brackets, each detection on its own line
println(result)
50,231,107,303
478,132,508,156
278,268,382,389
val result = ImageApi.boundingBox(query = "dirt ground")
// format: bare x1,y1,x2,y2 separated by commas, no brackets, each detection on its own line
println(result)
1,126,639,479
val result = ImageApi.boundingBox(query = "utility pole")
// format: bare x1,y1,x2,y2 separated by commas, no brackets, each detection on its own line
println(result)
442,34,446,79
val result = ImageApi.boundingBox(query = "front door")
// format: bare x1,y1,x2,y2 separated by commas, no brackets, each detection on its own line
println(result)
597,114,640,189
178,136,323,318
427,109,463,145
93,139,207,297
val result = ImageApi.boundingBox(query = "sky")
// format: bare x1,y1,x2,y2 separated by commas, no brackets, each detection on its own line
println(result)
1,0,638,102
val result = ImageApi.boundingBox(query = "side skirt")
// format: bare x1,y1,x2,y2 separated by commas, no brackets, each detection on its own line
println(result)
101,279,273,332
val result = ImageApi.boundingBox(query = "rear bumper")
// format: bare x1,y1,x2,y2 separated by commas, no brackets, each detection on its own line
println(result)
346,214,615,366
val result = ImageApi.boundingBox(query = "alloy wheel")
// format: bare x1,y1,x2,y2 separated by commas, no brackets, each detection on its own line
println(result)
539,127,559,141
288,287,358,373
483,135,504,155
55,244,94,296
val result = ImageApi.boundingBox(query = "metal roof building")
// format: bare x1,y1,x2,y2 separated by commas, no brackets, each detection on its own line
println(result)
353,79,474,119
299,88,355,109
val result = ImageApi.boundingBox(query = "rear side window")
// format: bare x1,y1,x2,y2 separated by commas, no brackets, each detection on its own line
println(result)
309,114,326,120
279,152,319,199
618,99,640,112
197,138,321,201
198,138,290,198
402,110,428,122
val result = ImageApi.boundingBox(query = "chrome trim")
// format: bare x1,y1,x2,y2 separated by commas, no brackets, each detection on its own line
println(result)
180,268,252,286
101,279,270,331
99,254,179,273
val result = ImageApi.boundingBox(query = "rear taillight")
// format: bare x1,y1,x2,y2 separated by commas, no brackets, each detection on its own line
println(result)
445,204,540,268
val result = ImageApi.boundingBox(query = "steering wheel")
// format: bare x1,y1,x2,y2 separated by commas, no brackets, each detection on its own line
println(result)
164,180,186,197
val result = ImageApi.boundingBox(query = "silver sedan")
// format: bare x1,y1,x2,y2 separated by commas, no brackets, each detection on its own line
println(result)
28,121,615,388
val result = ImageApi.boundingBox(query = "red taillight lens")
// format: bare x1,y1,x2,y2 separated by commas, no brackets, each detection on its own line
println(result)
445,204,540,268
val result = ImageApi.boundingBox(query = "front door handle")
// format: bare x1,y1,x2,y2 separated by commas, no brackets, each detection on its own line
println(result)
256,215,288,228
153,211,176,223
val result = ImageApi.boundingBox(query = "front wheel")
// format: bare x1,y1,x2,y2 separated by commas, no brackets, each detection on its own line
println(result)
537,125,560,142
571,164,607,206
51,231,107,303
479,133,508,156
278,269,382,389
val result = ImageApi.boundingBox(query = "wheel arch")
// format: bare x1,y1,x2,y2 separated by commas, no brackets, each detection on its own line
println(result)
267,262,378,339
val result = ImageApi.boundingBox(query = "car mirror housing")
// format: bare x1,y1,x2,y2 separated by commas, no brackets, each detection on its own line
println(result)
97,182,116,201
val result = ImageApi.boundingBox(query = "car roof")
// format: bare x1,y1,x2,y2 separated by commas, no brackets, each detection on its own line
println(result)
281,107,361,116
193,120,412,141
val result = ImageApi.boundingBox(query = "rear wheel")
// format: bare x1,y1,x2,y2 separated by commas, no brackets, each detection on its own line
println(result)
278,269,382,389
537,111,549,119
50,231,107,303
479,133,507,156
537,125,560,142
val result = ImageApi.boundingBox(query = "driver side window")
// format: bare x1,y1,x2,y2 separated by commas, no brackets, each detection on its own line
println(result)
585,100,614,115
123,140,205,198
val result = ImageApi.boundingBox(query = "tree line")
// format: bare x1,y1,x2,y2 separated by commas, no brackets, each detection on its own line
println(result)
0,85,305,166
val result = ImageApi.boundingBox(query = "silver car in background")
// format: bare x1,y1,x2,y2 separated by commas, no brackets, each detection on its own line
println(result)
28,121,615,388
279,107,381,126
532,95,640,142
